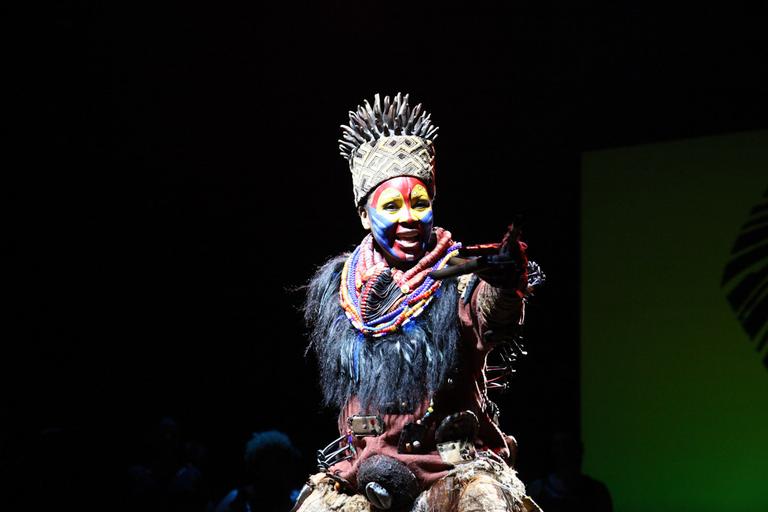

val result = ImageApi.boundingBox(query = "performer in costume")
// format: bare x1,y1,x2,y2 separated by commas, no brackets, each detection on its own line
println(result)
294,93,544,512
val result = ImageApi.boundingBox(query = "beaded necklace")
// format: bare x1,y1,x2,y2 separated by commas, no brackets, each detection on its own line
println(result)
339,228,461,337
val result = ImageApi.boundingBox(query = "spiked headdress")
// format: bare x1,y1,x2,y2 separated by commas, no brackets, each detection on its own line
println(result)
339,93,439,206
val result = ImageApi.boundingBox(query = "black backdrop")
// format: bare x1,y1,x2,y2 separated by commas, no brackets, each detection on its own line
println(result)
7,1,766,507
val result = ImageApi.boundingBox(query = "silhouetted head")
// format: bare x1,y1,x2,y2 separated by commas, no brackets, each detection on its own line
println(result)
244,430,300,491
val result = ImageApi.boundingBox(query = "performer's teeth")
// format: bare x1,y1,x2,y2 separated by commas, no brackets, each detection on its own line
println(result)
398,239,419,249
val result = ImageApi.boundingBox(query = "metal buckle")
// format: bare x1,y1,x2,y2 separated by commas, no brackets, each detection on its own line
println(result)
437,439,477,465
347,415,385,436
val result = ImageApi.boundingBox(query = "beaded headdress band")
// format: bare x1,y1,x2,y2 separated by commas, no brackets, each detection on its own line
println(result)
339,93,439,206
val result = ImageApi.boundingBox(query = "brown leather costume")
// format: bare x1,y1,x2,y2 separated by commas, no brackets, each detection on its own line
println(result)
330,276,523,489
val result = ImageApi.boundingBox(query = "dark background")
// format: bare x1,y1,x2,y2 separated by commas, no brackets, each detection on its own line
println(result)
7,1,766,509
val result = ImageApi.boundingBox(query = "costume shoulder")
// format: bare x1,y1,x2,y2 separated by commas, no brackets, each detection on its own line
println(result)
304,253,348,328
303,253,358,408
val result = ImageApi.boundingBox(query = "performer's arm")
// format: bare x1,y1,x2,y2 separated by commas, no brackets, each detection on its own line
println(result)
458,227,531,351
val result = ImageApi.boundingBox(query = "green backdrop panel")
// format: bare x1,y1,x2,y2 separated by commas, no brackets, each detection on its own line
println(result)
581,131,768,512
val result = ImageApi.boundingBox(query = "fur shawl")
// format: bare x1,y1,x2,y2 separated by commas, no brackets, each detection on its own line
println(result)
304,254,461,414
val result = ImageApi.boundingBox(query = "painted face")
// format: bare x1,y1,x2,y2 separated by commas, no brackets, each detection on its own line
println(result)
365,176,434,262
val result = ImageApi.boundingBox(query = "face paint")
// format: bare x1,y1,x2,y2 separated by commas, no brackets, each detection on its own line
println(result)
365,176,434,263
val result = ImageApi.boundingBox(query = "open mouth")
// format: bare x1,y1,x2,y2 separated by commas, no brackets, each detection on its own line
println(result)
396,238,420,250
395,231,421,250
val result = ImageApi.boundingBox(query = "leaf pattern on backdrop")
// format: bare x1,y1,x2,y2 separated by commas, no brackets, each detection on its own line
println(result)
722,186,768,370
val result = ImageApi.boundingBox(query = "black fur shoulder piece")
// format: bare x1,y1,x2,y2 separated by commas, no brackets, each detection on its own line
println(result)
303,254,461,414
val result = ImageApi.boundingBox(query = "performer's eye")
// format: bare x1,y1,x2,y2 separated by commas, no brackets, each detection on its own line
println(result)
383,202,399,211
413,199,430,209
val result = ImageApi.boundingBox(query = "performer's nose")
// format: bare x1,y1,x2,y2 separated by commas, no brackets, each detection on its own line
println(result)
397,206,416,224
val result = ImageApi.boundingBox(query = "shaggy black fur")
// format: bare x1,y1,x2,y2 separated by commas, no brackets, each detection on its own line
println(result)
304,254,461,414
